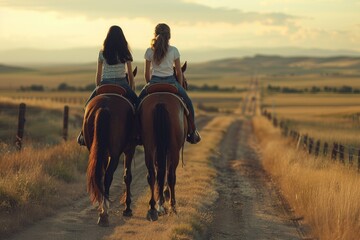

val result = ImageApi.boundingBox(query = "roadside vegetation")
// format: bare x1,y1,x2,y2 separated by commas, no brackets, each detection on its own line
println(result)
253,116,360,240
0,142,88,237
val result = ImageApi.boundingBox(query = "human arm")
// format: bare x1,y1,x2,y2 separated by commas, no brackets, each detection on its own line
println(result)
144,60,151,83
126,61,135,91
174,58,183,86
95,60,103,86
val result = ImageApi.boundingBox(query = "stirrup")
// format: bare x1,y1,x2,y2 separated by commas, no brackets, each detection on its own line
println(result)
186,130,201,144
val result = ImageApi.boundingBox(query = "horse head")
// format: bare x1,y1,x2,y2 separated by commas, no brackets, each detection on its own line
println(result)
126,66,137,79
133,66,138,77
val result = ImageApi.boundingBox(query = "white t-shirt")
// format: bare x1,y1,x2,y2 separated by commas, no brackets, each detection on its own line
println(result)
98,51,127,79
144,45,180,77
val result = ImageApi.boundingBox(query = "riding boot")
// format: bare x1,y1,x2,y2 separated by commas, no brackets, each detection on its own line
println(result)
186,114,201,144
77,131,86,146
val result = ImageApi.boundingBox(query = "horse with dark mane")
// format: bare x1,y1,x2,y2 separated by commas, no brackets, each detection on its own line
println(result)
138,63,189,221
82,69,137,226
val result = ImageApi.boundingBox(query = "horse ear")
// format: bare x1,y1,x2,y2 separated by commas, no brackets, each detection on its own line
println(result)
181,61,187,72
133,66,137,77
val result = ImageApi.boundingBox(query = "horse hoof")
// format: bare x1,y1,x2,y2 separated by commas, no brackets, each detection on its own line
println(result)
146,209,158,221
97,216,109,227
170,206,177,215
157,205,167,216
123,208,133,217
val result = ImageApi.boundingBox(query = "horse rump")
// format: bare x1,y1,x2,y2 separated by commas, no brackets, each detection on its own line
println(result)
87,107,110,204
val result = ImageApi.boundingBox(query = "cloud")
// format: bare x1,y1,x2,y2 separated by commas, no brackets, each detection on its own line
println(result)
0,0,297,26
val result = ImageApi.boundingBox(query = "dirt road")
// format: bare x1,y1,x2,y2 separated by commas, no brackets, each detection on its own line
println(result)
206,118,301,239
5,113,304,240
4,116,213,240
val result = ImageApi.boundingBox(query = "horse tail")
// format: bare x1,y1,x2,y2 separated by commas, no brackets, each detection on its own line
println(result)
87,107,110,204
153,103,170,170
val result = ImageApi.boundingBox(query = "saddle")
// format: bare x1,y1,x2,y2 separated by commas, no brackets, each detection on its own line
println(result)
95,84,135,113
96,84,127,96
146,83,178,94
140,84,189,116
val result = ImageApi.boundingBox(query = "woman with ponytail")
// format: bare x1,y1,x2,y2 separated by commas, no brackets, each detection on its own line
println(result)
139,23,201,144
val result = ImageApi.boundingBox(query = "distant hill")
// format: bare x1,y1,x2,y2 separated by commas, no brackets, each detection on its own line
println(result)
0,64,34,73
1,55,360,77
189,55,360,76
1,47,360,65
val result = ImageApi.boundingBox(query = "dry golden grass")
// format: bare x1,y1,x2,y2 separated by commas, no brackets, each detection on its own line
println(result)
0,142,88,237
263,93,360,108
253,116,360,240
106,116,235,240
263,75,360,88
190,92,245,112
262,92,360,146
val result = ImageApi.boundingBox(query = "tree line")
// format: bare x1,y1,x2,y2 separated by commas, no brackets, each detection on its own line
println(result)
267,85,360,94
20,83,246,92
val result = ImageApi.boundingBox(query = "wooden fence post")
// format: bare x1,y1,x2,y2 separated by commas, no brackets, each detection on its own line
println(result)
339,145,345,164
63,105,69,141
308,138,314,154
279,120,284,129
323,142,328,156
303,134,308,151
331,142,338,161
315,140,320,157
15,103,26,150
358,150,360,172
273,117,278,127
284,125,289,137
348,147,354,165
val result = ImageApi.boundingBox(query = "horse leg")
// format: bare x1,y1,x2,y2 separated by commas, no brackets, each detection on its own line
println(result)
98,196,110,227
168,154,179,214
123,147,135,217
98,156,119,226
146,155,158,221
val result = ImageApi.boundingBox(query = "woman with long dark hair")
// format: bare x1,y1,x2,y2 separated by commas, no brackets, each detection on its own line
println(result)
77,25,138,145
139,23,201,144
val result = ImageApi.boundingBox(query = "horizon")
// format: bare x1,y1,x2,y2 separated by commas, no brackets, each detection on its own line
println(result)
1,46,360,66
1,0,360,64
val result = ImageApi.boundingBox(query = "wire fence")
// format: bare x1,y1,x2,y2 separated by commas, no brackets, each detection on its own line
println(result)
0,102,81,151
11,96,87,105
261,108,360,172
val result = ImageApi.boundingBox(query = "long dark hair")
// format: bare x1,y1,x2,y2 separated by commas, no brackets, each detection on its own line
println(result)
103,25,133,65
151,23,171,65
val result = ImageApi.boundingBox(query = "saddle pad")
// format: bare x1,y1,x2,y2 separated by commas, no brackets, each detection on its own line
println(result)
146,83,178,94
96,84,127,96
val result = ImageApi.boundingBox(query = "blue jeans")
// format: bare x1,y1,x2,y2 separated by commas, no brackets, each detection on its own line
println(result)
85,78,139,107
138,75,195,121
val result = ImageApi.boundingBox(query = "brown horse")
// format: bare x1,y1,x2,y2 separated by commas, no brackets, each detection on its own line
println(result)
138,64,188,221
83,71,137,226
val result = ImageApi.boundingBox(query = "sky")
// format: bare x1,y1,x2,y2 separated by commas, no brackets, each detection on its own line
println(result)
0,0,360,57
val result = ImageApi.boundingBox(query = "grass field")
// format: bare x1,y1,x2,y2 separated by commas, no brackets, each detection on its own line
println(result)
0,141,88,237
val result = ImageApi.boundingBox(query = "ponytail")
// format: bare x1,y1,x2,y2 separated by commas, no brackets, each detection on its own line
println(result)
151,23,170,65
